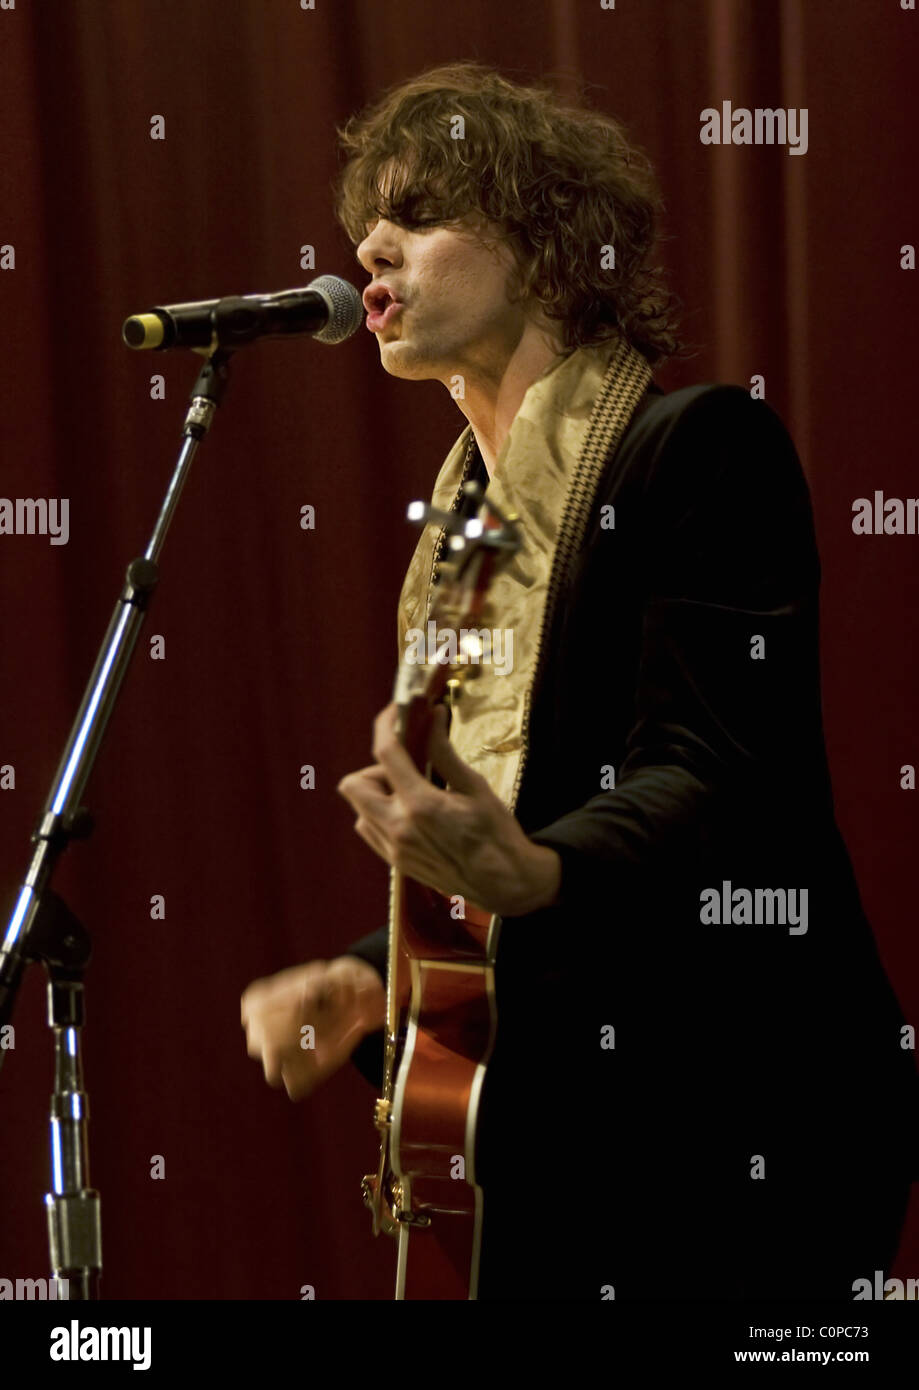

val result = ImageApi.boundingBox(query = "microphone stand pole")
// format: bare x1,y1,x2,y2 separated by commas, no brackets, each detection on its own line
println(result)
0,346,233,1300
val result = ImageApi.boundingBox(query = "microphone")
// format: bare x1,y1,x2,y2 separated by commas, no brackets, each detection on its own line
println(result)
122,274,363,350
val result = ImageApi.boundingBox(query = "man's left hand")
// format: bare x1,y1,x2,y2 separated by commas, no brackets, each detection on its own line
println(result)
337,702,561,918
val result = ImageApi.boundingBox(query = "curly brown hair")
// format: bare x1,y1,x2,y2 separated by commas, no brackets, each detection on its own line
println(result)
335,62,683,365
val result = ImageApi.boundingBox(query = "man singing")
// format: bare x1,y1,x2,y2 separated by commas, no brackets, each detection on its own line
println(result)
241,63,919,1300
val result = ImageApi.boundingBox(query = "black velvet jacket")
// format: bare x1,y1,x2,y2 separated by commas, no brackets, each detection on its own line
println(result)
345,383,919,1300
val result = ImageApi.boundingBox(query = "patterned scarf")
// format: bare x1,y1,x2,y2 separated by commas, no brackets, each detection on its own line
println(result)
396,330,653,811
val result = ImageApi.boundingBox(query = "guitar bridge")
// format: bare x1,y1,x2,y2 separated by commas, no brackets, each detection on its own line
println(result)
391,1181,432,1229
361,1172,431,1234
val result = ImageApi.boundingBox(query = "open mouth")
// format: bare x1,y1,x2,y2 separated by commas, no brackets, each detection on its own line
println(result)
365,293,404,333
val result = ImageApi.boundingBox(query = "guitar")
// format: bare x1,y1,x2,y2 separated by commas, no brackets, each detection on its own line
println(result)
361,481,521,1299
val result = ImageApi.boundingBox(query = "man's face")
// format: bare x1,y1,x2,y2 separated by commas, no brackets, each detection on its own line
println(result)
355,214,529,383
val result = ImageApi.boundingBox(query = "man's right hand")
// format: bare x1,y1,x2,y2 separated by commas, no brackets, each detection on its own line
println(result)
241,955,386,1101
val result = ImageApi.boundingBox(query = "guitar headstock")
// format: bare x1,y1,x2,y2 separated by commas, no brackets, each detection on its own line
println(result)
394,482,520,750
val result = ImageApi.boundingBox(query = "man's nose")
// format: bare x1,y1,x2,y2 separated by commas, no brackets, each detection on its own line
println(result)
356,220,404,276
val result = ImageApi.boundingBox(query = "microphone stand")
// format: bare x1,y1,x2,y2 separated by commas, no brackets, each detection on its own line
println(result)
0,346,234,1300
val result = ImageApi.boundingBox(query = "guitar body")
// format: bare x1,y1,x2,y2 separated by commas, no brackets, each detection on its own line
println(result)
390,871,499,1298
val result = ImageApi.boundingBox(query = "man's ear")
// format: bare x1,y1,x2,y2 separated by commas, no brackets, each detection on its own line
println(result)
501,240,538,309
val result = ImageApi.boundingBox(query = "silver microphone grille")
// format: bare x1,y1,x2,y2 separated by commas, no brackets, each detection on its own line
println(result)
307,275,363,345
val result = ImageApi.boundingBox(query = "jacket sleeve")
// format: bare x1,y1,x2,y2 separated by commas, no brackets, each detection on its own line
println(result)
342,925,388,1088
527,385,824,914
